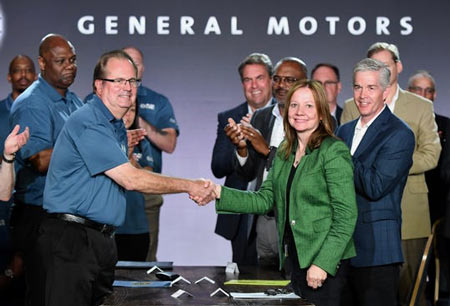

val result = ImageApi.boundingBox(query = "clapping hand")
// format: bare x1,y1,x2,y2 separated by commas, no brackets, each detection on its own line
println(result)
4,125,30,158
224,118,246,150
240,125,270,156
127,128,147,149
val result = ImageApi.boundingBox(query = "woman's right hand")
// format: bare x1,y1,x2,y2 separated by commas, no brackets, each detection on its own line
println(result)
214,184,222,199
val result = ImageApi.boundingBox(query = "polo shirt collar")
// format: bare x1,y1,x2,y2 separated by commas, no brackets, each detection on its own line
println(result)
37,74,70,103
5,94,14,110
91,94,116,123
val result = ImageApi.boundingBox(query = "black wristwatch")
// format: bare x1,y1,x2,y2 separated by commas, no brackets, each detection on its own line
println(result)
4,268,14,279
2,153,16,163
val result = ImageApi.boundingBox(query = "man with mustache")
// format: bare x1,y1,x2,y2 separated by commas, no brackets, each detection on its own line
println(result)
9,33,84,304
227,57,307,266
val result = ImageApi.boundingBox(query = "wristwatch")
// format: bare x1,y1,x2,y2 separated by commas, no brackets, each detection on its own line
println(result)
2,153,16,163
4,268,14,279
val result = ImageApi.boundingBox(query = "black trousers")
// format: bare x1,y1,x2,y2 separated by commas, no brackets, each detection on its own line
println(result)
287,236,349,306
340,263,401,306
231,214,258,265
10,202,46,255
9,202,47,305
30,217,117,306
115,233,149,261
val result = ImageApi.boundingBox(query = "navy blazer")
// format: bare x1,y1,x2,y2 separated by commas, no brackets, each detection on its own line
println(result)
211,102,250,241
430,114,450,237
335,105,343,126
336,107,415,267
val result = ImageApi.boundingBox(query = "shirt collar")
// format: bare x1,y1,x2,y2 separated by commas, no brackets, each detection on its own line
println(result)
247,97,274,115
91,94,117,123
356,104,386,130
272,103,282,119
5,94,14,110
38,74,70,103
387,85,400,112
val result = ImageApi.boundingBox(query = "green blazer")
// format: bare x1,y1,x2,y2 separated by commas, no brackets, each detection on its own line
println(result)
216,136,357,276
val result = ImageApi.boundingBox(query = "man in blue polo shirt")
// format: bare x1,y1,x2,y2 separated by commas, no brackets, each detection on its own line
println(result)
35,50,214,306
0,54,36,296
123,46,179,261
8,34,83,300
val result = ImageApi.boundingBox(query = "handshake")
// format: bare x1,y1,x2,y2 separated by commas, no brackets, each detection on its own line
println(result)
188,179,221,206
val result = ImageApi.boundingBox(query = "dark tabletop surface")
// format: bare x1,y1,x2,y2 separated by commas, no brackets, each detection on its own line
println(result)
103,265,315,305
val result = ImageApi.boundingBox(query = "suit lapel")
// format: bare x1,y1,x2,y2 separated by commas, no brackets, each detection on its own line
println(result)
353,107,391,158
341,121,357,149
266,106,276,143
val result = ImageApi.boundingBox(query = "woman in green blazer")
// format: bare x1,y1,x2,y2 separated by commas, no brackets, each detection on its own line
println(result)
213,80,357,306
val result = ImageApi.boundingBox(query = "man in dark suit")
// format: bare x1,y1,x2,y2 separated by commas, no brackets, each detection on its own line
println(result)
211,53,273,265
311,63,343,125
228,57,307,266
337,58,415,306
341,44,441,306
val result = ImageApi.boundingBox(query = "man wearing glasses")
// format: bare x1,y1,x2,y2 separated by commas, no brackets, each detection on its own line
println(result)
408,71,450,227
34,50,214,305
226,57,307,266
311,63,343,126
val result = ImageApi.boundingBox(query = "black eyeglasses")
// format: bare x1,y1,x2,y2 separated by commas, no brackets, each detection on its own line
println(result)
99,78,141,88
273,75,298,85
408,86,435,95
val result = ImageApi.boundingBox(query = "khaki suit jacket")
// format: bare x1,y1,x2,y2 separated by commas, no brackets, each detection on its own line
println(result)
341,88,441,239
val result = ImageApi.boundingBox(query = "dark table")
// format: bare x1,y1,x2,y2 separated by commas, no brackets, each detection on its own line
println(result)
103,265,314,305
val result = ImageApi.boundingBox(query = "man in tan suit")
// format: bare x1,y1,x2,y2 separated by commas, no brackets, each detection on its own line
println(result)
341,42,441,306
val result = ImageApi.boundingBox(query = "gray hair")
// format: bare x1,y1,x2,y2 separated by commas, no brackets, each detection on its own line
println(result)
273,57,307,76
408,70,435,88
238,53,273,80
353,58,391,90
367,42,400,62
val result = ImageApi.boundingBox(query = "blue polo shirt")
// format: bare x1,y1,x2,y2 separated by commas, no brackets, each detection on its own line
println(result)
137,85,179,173
0,94,14,269
116,139,155,234
0,94,13,153
9,75,84,206
43,95,129,227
